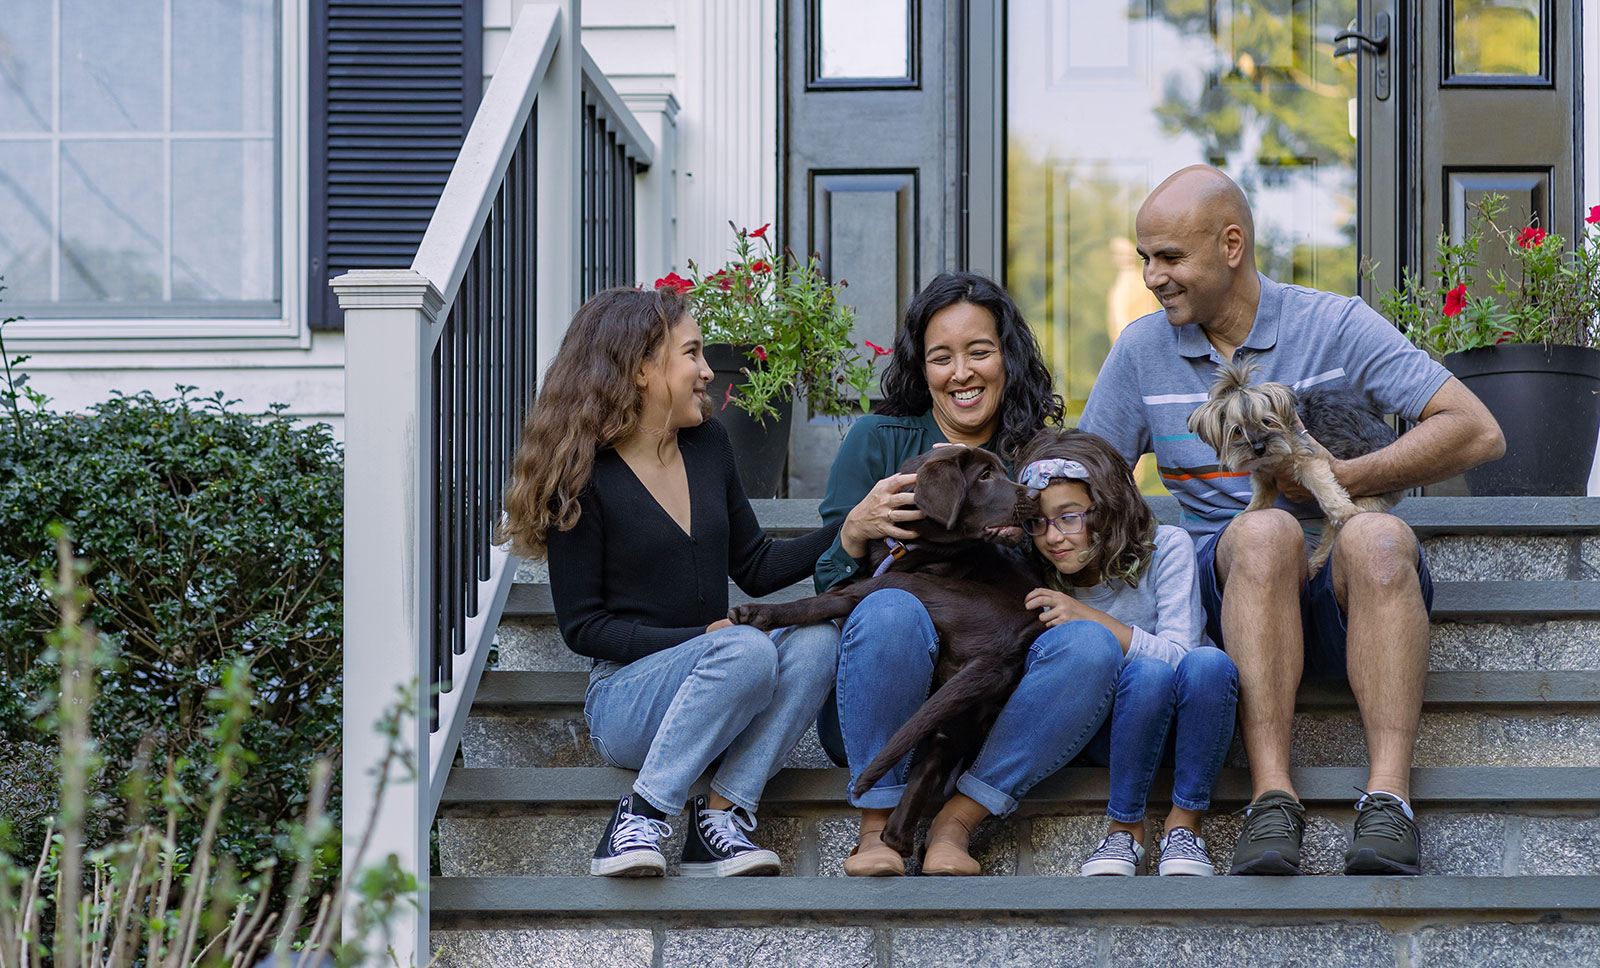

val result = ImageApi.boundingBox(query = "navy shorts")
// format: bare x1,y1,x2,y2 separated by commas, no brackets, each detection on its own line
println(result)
1194,517,1434,681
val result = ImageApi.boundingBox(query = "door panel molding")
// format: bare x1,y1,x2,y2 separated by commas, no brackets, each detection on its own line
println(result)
809,169,920,361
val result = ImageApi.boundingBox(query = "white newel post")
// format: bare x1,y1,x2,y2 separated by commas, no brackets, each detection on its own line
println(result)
625,91,680,278
535,0,583,381
334,269,443,968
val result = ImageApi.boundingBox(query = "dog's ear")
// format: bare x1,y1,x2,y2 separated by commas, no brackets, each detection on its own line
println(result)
912,452,969,531
1187,398,1226,451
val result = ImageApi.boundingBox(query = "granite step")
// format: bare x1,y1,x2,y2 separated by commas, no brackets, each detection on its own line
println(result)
457,669,1600,771
429,878,1600,968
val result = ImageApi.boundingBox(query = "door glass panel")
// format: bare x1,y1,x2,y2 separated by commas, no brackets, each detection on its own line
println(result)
1006,0,1359,490
1450,0,1543,77
816,0,911,81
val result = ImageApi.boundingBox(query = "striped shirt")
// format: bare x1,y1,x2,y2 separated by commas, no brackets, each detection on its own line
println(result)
1079,273,1451,538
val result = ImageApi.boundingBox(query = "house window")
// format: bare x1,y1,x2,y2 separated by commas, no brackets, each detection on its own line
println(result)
0,0,282,325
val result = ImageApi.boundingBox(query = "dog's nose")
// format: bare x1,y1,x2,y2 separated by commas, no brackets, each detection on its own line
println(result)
1252,441,1266,456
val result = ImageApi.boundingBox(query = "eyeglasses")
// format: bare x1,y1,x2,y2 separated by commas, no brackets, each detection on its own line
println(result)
1024,511,1089,536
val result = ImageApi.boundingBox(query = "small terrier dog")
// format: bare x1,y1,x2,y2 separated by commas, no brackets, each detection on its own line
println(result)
1187,359,1401,569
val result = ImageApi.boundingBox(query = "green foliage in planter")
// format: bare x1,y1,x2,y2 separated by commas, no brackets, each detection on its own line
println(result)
0,388,343,876
1379,194,1600,355
667,222,880,422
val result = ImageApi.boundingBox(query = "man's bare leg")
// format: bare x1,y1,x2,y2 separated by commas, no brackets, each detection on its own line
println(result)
1215,509,1309,800
1330,513,1428,802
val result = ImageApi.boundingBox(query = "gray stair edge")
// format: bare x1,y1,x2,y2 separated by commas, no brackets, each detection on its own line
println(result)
472,669,1600,710
430,874,1600,918
503,580,1600,619
438,765,1600,810
744,496,1600,535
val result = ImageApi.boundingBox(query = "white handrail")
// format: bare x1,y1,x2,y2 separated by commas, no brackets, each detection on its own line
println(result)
581,47,656,168
412,5,563,321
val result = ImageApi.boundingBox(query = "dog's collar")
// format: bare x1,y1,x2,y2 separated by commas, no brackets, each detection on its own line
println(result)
871,537,914,577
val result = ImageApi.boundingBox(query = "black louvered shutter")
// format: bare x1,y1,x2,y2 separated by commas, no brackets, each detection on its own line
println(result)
309,0,483,328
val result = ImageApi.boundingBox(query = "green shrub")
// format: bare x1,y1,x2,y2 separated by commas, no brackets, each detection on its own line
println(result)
0,388,343,875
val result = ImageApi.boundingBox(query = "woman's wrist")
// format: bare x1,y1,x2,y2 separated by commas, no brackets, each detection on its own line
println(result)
839,516,868,558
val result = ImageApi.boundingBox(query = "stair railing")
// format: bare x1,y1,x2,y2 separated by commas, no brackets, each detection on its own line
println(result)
332,2,654,962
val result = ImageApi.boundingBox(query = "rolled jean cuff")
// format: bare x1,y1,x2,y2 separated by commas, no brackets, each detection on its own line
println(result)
709,779,758,816
956,773,1017,818
1171,790,1212,813
1105,803,1148,825
848,781,905,810
631,782,682,817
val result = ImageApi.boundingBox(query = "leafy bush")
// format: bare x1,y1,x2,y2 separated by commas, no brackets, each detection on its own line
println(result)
0,388,343,876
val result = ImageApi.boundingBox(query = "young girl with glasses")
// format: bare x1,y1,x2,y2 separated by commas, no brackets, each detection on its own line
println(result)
500,286,841,878
1017,428,1238,876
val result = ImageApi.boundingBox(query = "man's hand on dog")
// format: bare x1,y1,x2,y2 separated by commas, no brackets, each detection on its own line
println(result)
1024,588,1089,628
841,472,923,558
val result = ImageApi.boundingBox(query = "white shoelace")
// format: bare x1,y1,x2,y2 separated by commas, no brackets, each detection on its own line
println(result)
699,805,760,853
613,810,673,853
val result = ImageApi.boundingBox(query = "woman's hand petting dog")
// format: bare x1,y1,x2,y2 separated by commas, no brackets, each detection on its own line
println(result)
1024,587,1092,628
840,471,923,557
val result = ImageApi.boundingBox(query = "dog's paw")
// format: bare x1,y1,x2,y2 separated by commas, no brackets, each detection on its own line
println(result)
727,604,775,630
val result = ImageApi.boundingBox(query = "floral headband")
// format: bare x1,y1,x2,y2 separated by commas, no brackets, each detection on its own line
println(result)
1018,458,1091,492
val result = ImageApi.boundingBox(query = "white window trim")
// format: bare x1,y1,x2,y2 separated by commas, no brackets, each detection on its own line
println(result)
6,0,309,353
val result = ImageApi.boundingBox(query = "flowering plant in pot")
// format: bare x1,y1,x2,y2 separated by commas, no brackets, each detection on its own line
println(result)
652,222,883,496
1376,195,1600,494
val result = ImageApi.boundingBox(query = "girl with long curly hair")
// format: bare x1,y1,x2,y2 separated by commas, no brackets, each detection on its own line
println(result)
1016,428,1238,878
500,286,840,878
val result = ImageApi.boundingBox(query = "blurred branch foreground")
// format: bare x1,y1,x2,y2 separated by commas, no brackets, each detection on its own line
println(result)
0,531,420,968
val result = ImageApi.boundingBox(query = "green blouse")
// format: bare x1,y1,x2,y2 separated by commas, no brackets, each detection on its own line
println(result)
813,410,1005,592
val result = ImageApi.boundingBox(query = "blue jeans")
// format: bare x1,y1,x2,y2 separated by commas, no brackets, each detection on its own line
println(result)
584,622,839,815
1079,647,1239,823
832,588,1122,817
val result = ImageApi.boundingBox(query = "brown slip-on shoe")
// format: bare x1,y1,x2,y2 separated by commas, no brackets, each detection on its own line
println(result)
843,829,906,876
921,838,981,876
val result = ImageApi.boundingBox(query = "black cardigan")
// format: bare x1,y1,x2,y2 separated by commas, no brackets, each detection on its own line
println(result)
546,419,841,665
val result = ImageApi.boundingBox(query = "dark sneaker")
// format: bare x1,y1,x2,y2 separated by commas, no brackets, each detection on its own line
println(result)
1229,790,1305,875
1157,827,1216,876
680,795,780,877
1080,830,1145,876
1343,792,1420,875
590,795,672,877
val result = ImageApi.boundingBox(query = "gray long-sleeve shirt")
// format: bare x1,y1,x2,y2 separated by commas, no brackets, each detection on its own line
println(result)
1065,524,1211,669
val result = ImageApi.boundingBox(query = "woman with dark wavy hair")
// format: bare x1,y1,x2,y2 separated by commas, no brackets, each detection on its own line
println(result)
810,272,1114,877
501,286,841,879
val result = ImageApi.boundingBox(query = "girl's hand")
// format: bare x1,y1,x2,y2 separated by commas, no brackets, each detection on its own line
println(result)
841,472,923,557
1025,587,1082,628
707,618,735,633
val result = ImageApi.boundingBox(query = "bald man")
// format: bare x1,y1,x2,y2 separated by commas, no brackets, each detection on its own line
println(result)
1079,166,1504,876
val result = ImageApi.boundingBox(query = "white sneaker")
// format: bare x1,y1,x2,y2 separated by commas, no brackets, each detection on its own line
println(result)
1157,826,1216,876
1080,830,1145,876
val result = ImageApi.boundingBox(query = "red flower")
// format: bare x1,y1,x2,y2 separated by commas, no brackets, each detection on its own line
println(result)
1517,226,1547,248
865,340,892,357
708,270,732,291
1587,205,1600,225
654,272,692,294
752,345,768,362
1495,330,1518,345
749,223,770,240
1443,283,1468,317
750,260,772,274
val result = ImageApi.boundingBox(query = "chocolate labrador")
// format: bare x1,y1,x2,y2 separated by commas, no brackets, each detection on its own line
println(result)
728,445,1045,854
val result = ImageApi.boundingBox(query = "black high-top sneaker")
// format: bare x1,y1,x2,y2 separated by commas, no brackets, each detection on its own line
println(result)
590,794,672,877
680,794,780,877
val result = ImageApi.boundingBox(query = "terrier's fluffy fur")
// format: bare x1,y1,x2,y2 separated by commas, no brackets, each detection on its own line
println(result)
1187,360,1401,569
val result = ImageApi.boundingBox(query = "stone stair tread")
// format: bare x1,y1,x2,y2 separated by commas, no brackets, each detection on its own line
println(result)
745,496,1600,535
430,874,1600,920
470,668,1600,710
438,765,1600,810
502,580,1600,620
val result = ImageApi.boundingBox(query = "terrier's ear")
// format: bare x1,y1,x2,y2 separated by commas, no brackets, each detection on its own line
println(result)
1187,398,1226,451
912,453,969,531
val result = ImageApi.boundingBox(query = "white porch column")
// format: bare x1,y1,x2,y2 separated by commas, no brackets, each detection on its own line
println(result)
625,92,681,279
535,0,583,383
334,268,443,968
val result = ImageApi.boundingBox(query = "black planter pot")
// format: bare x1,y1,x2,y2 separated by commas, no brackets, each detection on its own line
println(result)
1444,343,1600,496
704,343,794,499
